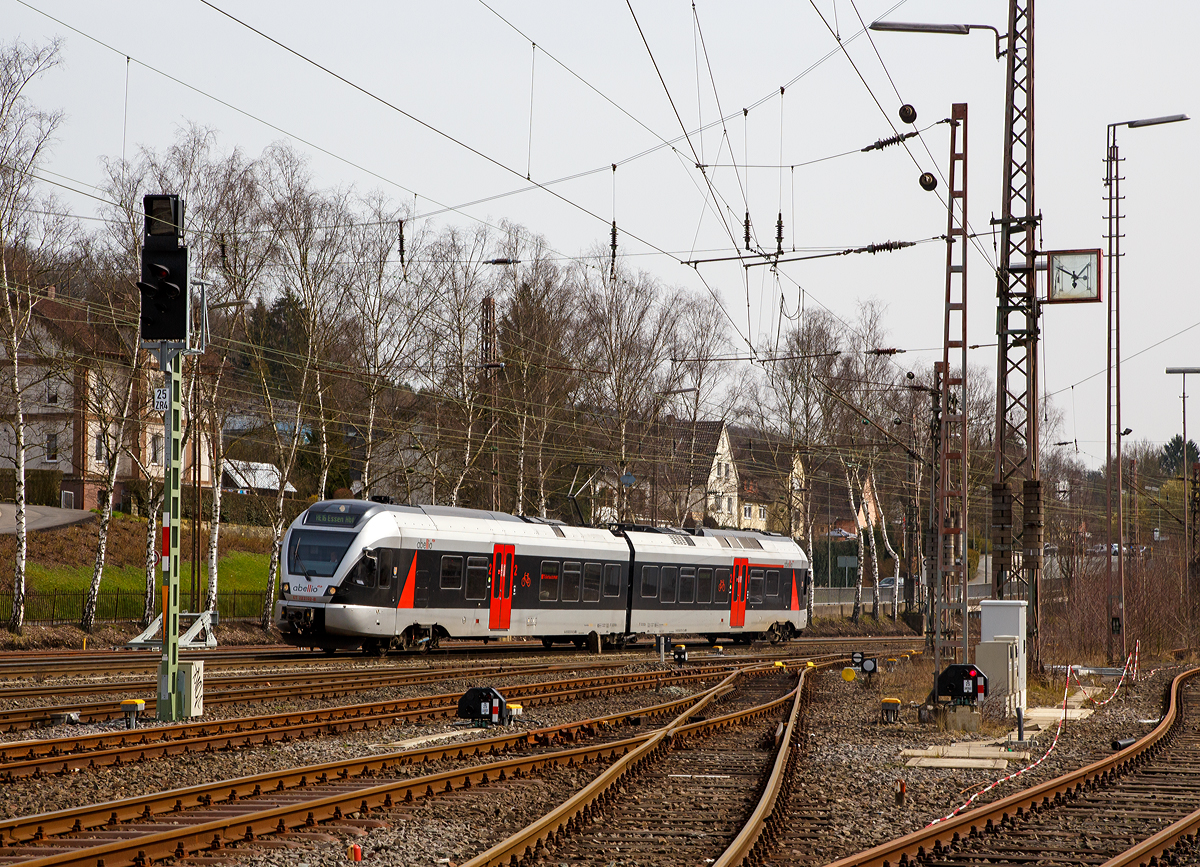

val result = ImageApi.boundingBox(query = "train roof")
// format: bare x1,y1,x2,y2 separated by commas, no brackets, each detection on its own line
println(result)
300,500,806,557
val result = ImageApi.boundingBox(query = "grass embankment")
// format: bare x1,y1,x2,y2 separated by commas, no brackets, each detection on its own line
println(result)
0,512,272,596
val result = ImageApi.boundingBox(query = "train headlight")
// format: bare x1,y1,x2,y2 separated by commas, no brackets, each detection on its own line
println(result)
325,586,338,596
281,583,290,594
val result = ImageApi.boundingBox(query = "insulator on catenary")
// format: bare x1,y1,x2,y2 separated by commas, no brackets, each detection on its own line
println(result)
744,212,751,251
861,131,918,152
775,213,784,255
852,240,916,255
610,220,618,279
398,220,406,266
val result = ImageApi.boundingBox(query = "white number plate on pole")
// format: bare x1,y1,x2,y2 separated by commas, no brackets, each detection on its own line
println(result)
154,387,169,413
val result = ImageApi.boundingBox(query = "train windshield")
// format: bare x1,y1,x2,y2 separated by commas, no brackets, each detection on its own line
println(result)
287,530,356,578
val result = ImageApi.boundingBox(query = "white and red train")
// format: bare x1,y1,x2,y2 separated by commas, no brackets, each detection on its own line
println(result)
275,500,810,653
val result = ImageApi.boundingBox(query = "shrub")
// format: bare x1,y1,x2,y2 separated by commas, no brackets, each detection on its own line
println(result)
0,469,63,506
179,487,307,527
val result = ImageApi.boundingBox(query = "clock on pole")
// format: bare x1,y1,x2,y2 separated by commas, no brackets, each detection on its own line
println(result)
1046,249,1102,303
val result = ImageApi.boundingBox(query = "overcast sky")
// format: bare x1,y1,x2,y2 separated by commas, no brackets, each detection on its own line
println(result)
8,0,1198,472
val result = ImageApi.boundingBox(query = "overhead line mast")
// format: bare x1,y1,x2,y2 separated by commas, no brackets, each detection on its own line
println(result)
933,104,970,674
991,0,1042,669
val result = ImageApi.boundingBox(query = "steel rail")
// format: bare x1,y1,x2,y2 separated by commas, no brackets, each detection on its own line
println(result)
0,653,853,765
824,666,1198,867
1103,804,1200,867
0,663,767,778
5,663,794,867
0,658,618,700
713,660,826,866
0,682,716,848
0,636,924,680
460,668,753,867
0,659,633,729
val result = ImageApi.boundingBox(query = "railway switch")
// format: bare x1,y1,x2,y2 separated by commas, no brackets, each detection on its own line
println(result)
121,699,145,729
458,686,511,727
881,697,901,723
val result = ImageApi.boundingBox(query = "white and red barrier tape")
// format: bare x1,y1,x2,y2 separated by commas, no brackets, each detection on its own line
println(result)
1069,646,1136,708
927,643,1141,827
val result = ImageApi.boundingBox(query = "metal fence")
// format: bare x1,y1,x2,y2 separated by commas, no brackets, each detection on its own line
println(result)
0,589,267,626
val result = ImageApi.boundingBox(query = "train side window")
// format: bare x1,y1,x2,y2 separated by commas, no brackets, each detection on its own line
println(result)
748,568,764,604
465,556,489,600
660,566,677,604
349,555,376,588
714,567,731,603
678,567,695,603
697,567,713,603
801,568,811,593
562,562,582,602
766,569,780,596
603,564,622,597
640,565,659,598
540,561,560,601
582,563,602,602
378,549,395,589
440,555,463,590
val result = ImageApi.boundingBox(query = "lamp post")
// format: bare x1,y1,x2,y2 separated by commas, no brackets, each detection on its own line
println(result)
1167,366,1200,646
868,20,1006,59
1104,115,1189,664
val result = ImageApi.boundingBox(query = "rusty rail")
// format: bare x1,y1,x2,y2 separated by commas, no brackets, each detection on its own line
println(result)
0,663,757,778
6,663,794,867
824,666,1198,867
714,660,827,866
461,661,810,867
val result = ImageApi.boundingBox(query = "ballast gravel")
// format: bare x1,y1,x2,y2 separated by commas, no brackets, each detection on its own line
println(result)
1,652,1181,867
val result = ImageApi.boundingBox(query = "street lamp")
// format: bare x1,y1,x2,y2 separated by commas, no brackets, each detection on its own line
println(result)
868,20,1006,59
1104,113,1189,663
1167,366,1200,644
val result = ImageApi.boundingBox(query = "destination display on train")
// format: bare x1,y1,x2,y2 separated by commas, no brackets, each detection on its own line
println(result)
306,511,360,526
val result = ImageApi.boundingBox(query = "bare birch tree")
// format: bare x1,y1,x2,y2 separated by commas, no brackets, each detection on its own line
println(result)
493,221,579,516
251,144,350,627
574,252,679,522
413,224,494,507
80,159,148,633
0,37,63,633
347,195,426,501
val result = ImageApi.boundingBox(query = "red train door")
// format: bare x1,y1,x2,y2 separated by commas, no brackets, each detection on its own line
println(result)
489,544,515,630
731,558,748,628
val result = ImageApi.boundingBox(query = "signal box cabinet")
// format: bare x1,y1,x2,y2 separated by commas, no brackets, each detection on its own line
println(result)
976,638,1020,715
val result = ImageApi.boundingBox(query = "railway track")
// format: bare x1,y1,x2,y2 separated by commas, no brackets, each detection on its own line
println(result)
743,666,1200,867
477,669,805,866
0,635,924,681
0,638,922,731
0,660,795,779
0,661,797,867
0,658,630,730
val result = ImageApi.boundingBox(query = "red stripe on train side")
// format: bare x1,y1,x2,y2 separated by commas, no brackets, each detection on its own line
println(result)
397,551,417,608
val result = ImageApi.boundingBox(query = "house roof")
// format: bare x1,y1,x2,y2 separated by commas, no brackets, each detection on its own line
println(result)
224,459,297,493
727,427,797,500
